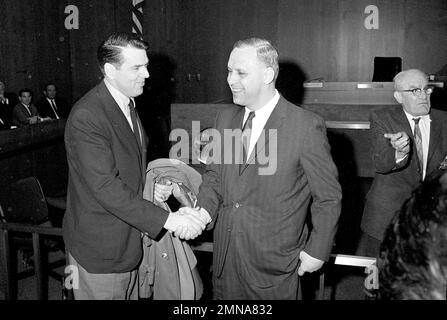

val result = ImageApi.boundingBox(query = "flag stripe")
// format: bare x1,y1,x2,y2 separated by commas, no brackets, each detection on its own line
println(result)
132,0,144,36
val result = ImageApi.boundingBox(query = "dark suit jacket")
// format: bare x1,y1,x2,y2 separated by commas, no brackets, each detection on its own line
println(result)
196,96,342,292
63,81,168,273
12,103,39,127
36,97,71,119
361,108,447,241
0,92,17,128
0,104,11,130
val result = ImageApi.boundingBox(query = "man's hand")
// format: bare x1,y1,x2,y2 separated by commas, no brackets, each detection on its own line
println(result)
29,116,39,124
297,251,324,276
384,131,410,160
164,207,207,240
154,181,173,203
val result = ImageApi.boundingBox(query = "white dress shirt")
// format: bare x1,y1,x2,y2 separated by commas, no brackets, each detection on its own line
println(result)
404,110,430,180
242,90,280,158
104,79,142,143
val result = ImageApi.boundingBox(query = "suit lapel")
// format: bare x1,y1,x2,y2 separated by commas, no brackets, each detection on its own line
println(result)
240,97,285,175
427,112,442,172
393,108,421,172
393,109,413,138
97,82,143,172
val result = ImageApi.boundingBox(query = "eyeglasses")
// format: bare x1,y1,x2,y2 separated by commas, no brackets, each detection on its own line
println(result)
397,86,434,97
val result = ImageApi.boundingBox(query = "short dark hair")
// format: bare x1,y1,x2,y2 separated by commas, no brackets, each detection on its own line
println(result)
18,88,32,96
97,32,149,74
44,83,57,91
379,171,447,300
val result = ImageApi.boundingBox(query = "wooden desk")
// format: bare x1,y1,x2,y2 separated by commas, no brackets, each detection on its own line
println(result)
302,81,444,105
0,120,68,210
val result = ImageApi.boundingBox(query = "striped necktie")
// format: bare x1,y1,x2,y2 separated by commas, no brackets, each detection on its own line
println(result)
413,117,423,177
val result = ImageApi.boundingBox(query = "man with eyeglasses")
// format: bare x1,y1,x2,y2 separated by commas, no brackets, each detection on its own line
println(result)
358,69,447,259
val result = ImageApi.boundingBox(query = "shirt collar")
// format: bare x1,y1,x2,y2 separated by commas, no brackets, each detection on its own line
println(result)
403,110,431,125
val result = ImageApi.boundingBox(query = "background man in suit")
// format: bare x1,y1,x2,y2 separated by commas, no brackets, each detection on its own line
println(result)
63,33,207,300
0,80,17,129
185,38,342,299
12,88,43,126
359,69,447,258
36,83,72,119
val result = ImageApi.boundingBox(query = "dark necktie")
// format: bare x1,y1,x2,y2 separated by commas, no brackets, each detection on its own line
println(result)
24,105,32,116
50,99,60,119
413,118,423,176
128,99,142,151
240,111,255,173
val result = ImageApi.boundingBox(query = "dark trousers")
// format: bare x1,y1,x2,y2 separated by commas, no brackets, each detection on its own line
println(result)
213,239,299,300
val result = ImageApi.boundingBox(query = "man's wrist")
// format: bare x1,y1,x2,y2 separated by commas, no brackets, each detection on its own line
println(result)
198,207,212,224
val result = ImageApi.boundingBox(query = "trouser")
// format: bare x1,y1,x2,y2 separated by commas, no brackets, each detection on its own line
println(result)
67,252,138,300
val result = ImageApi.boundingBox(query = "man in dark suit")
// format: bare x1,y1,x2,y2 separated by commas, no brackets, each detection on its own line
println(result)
63,33,207,300
35,83,72,119
359,69,447,258
0,81,17,129
12,88,42,127
181,38,342,299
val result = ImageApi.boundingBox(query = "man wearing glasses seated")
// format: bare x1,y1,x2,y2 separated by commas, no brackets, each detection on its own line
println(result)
358,69,447,259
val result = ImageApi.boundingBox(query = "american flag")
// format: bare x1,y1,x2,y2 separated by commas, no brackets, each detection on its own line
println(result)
132,0,144,38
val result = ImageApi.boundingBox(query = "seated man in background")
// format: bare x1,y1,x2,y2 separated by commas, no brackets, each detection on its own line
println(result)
36,83,71,120
0,80,17,129
359,69,447,257
379,170,447,300
12,88,47,127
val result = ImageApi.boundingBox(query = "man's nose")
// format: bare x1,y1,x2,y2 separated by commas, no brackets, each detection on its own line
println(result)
227,73,238,85
141,66,149,78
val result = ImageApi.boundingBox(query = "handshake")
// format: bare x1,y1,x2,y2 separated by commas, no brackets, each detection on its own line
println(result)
164,206,211,240
155,181,211,240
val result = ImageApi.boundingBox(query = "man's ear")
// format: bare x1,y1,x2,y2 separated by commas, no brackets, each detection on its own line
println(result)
264,67,275,85
104,63,117,79
393,91,403,104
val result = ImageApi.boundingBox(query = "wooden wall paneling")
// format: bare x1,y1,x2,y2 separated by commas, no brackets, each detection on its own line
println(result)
35,1,72,104
0,0,71,102
190,0,222,103
115,0,133,34
278,0,447,82
144,0,185,102
67,0,121,102
0,0,43,95
400,0,447,74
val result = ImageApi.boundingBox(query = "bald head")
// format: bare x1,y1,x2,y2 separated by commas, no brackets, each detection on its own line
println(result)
393,69,427,91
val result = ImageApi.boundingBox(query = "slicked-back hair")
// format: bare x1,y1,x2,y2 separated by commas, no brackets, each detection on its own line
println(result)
97,32,149,74
233,37,279,81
